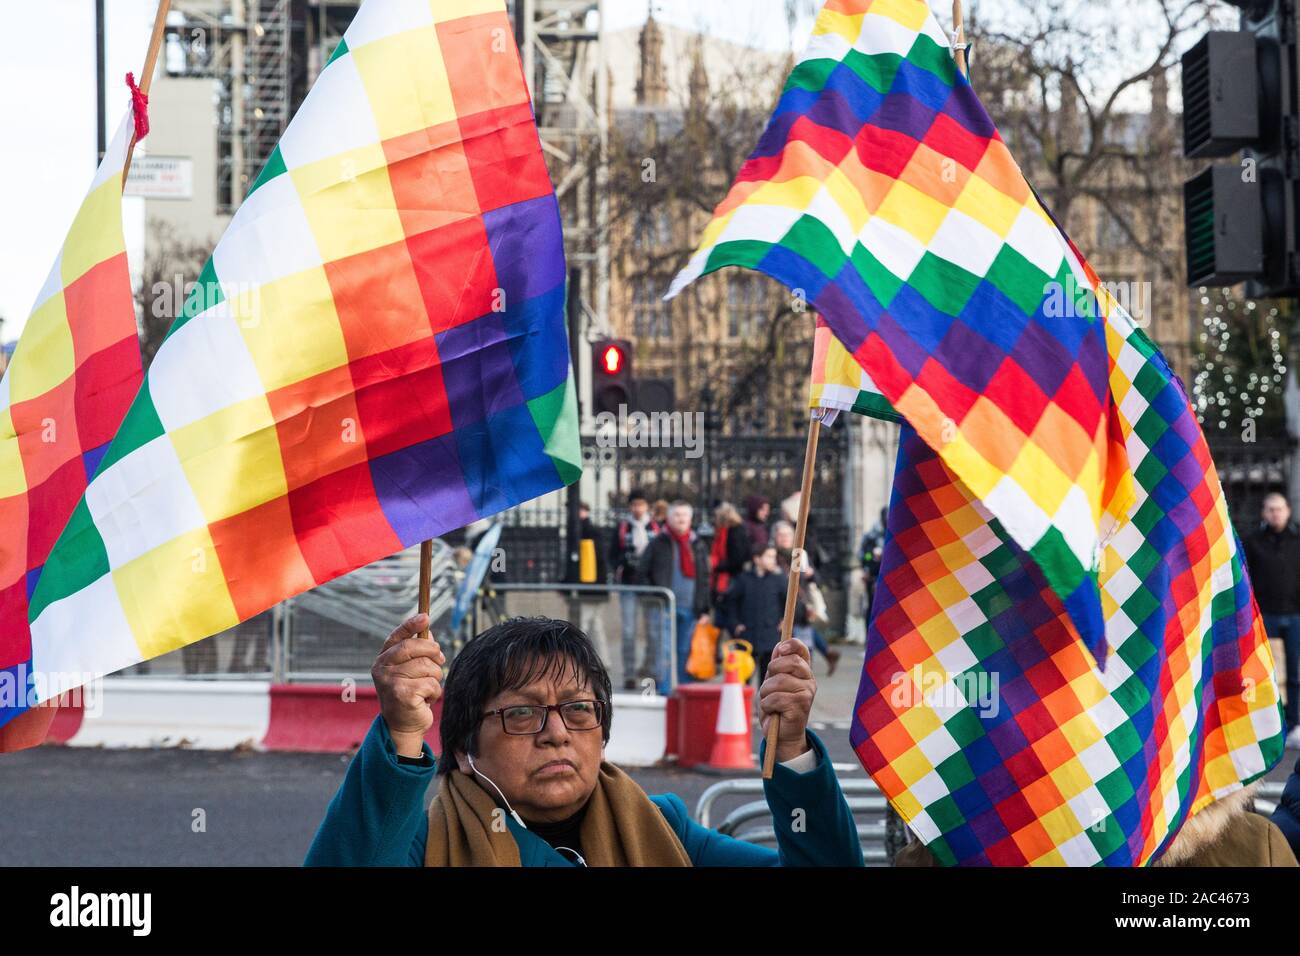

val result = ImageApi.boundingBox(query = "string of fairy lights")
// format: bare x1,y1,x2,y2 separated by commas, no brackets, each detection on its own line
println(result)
1191,287,1290,435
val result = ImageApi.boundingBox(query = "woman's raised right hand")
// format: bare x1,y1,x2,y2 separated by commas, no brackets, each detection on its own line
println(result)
372,613,445,758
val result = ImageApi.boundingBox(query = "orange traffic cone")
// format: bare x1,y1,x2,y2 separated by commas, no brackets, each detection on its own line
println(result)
706,644,754,771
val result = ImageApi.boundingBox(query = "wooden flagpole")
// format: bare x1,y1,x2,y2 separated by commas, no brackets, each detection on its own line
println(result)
418,540,434,639
122,0,173,190
761,408,822,778
952,0,969,78
761,6,972,779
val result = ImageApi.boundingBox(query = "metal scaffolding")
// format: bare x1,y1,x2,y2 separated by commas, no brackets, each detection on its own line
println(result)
165,0,341,210
515,0,611,366
163,0,243,210
246,0,294,186
162,0,609,356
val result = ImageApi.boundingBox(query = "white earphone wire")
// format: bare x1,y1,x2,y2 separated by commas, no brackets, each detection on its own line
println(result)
466,755,587,866
553,846,587,866
467,753,527,830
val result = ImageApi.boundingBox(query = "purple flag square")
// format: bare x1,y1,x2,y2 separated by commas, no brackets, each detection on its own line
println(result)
370,434,479,547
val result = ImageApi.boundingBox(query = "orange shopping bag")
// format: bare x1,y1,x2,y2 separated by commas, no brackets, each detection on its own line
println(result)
685,618,721,680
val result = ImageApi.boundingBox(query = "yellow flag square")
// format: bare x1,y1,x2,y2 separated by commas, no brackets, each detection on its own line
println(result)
0,412,27,498
9,293,73,404
113,527,240,660
171,396,287,524
291,145,406,262
59,178,125,285
353,26,456,141
233,268,350,392
430,0,506,23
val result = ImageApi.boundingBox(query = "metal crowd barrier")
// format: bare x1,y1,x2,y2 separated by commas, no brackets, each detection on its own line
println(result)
695,777,893,864
489,583,678,692
117,541,458,683
120,566,681,688
281,541,457,681
695,777,1296,866
1255,780,1286,817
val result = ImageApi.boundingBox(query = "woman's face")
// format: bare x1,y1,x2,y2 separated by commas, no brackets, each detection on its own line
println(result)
774,526,794,550
456,665,605,824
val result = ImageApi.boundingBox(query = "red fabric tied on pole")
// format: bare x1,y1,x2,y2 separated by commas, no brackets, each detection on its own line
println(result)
125,72,149,141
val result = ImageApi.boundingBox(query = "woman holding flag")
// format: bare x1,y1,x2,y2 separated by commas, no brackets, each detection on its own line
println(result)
304,614,864,867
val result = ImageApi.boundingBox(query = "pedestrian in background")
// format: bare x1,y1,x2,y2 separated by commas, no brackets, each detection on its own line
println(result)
858,508,887,625
609,489,661,690
779,490,826,570
724,544,787,687
772,521,841,676
651,498,670,526
709,501,751,636
743,495,771,551
566,502,610,667
1243,491,1300,749
643,501,711,689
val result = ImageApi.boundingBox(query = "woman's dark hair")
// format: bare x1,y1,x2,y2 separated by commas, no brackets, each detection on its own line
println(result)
438,617,613,774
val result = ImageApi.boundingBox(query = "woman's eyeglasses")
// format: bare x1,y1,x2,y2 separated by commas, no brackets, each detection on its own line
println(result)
481,700,606,735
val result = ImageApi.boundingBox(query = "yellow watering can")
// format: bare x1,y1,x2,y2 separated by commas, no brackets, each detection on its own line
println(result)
722,639,755,684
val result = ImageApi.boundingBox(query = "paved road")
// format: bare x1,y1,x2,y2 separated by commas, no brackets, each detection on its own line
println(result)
0,645,866,866
0,722,867,867
1,644,1294,866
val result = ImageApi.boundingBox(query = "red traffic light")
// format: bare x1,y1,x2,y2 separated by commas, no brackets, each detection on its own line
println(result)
599,343,625,375
590,339,633,416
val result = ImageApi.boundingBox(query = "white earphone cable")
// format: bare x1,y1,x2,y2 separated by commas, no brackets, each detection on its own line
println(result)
467,753,527,830
466,754,588,866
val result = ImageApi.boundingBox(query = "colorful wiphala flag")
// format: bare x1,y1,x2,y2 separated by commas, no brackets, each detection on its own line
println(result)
0,112,143,739
857,280,1283,865
668,0,1131,660
13,0,579,714
808,314,898,422
675,0,1285,864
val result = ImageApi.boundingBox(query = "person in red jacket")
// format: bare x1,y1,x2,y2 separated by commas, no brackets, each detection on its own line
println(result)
709,502,751,636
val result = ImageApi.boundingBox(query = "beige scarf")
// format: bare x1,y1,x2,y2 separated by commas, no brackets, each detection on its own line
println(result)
424,761,692,867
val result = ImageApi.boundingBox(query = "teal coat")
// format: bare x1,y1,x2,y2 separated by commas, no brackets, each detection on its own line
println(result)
304,714,864,867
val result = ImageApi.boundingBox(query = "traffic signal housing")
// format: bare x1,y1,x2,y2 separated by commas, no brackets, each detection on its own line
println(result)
1181,31,1261,159
1180,0,1299,298
1184,165,1266,284
591,338,632,416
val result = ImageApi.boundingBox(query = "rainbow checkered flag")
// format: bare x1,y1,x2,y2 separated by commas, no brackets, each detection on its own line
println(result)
669,0,1127,658
850,270,1284,866
12,0,579,713
672,0,1285,865
0,112,143,746
809,314,898,423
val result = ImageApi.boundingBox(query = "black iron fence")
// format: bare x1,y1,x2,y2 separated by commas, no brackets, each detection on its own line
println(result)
441,429,855,628
1207,436,1293,537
